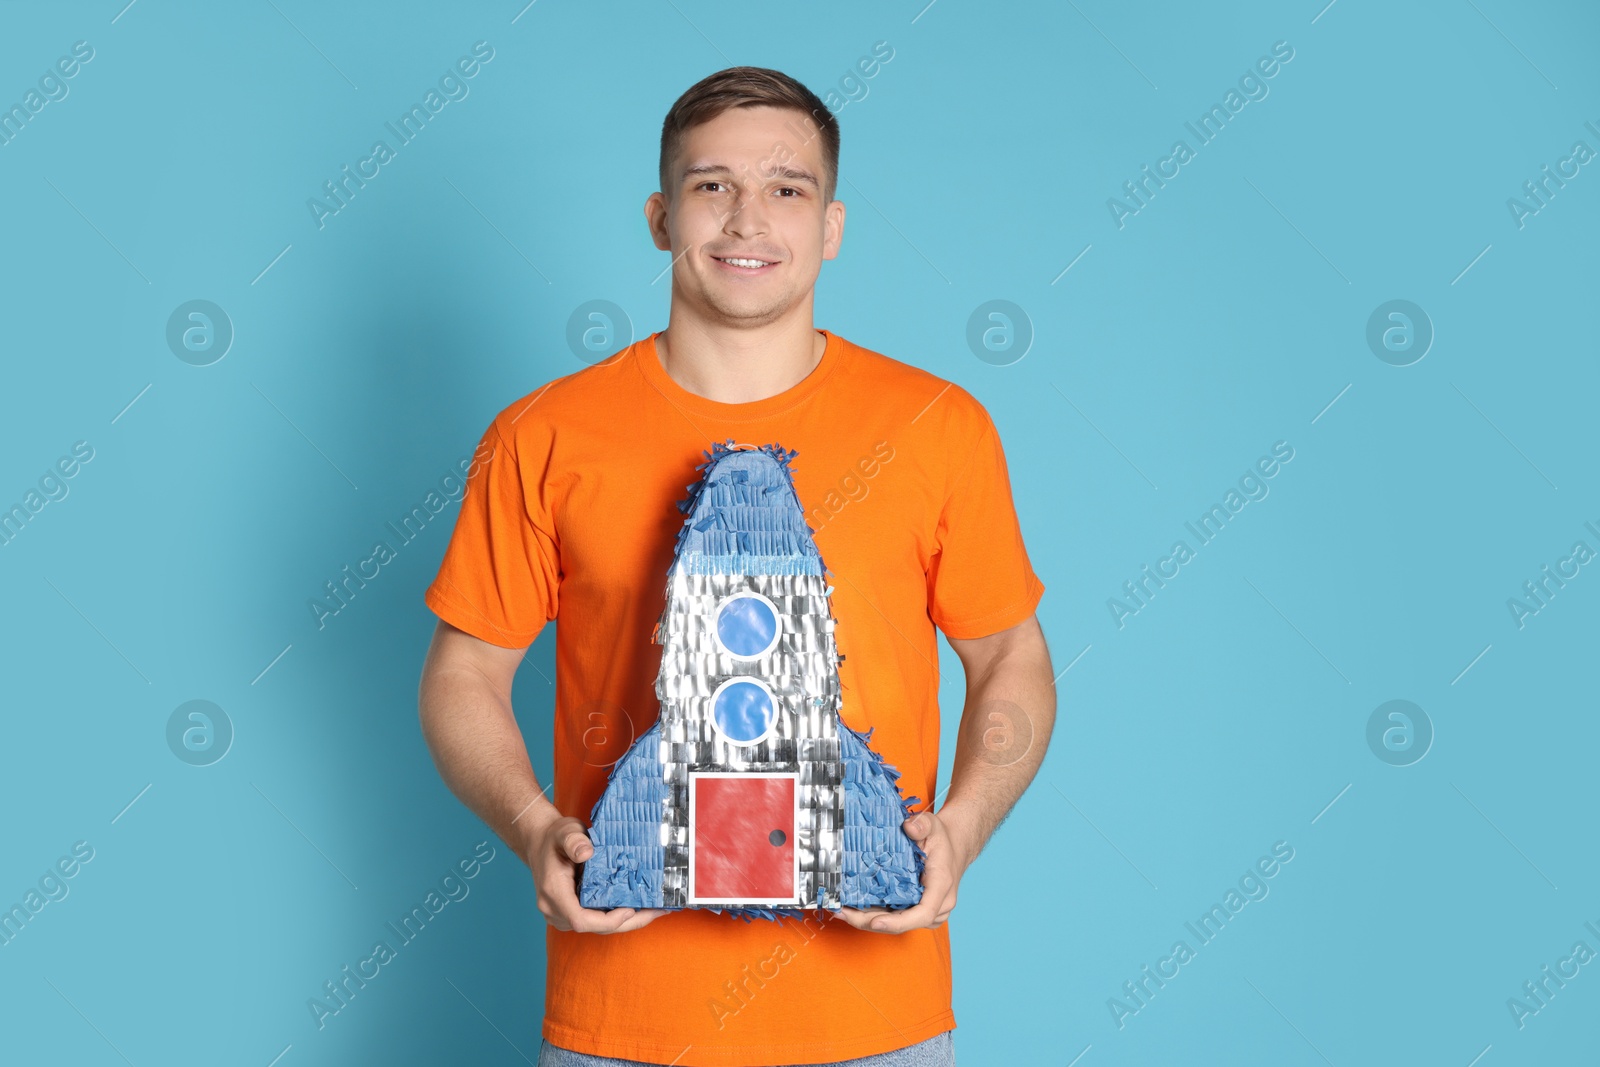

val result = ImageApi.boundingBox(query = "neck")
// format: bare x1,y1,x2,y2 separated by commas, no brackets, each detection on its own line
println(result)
655,310,825,404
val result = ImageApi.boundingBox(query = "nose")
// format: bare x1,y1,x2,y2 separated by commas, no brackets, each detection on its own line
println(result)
721,181,768,239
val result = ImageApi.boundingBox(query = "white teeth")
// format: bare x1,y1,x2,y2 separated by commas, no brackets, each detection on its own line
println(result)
720,257,771,268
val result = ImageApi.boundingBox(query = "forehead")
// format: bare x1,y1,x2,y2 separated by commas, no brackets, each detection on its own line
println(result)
675,105,827,180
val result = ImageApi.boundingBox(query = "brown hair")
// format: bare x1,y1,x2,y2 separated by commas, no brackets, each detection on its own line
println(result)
659,66,840,203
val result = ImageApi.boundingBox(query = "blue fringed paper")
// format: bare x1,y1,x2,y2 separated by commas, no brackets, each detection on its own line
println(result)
578,440,926,920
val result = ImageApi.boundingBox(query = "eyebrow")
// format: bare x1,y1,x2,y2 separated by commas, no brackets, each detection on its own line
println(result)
682,163,819,189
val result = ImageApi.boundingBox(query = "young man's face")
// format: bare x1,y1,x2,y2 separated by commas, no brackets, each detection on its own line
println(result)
647,105,845,329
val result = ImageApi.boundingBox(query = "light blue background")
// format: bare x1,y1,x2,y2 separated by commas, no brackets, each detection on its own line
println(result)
2,1,1597,1064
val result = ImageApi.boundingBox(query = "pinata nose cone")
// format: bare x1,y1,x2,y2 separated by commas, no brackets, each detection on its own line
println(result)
671,441,825,578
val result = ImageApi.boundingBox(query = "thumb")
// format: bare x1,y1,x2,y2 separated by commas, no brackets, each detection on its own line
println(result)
562,825,595,863
903,811,934,841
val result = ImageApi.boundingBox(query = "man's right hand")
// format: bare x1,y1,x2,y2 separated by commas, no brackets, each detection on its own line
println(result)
418,621,667,934
521,803,669,933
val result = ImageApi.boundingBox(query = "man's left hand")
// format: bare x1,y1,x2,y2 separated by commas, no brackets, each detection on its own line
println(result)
835,807,974,934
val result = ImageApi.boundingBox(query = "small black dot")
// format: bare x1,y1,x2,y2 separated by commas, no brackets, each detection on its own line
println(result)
768,829,786,846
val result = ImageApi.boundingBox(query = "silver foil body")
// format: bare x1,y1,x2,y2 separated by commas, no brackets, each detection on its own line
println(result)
654,568,845,910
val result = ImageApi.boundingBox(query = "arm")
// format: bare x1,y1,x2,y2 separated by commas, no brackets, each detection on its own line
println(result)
838,612,1056,932
417,618,666,933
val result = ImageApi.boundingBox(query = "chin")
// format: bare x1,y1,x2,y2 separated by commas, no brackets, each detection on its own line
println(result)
703,294,793,326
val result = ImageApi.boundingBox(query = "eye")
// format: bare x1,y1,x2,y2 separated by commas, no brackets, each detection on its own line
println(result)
698,181,728,193
776,186,802,197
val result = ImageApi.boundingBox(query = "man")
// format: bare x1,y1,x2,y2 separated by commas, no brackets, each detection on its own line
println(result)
418,66,1055,1067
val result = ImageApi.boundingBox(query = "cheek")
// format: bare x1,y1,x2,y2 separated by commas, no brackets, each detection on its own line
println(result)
693,198,732,233
785,216,829,259
788,240,825,270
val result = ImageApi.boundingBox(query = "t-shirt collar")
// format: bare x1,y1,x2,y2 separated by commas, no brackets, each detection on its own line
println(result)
633,328,844,421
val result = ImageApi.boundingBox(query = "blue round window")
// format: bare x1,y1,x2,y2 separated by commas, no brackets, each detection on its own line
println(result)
711,678,776,746
714,592,781,660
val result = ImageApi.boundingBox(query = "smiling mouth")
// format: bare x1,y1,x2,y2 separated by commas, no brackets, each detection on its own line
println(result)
713,256,778,272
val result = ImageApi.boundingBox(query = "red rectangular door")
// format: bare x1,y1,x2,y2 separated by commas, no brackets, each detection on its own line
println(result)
689,773,797,904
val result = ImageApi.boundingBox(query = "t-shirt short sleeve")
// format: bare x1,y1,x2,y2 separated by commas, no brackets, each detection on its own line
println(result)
423,417,560,649
926,409,1045,640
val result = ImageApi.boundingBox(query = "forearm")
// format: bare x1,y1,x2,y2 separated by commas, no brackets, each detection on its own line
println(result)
418,664,551,866
936,643,1056,869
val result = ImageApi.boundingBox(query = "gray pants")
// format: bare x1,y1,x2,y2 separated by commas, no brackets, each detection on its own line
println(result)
536,1030,955,1067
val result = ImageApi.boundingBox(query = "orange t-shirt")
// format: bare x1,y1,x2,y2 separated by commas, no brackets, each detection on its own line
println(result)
425,328,1045,1066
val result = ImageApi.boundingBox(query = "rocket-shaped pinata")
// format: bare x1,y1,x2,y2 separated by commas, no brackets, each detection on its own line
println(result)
578,440,925,920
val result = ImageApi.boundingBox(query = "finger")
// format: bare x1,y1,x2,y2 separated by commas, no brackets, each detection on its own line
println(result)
842,901,931,933
834,905,891,931
538,858,669,934
566,904,670,933
567,906,637,933
536,849,599,930
866,898,940,933
867,869,955,933
902,810,940,841
562,827,595,863
539,891,660,933
543,836,666,932
604,907,671,934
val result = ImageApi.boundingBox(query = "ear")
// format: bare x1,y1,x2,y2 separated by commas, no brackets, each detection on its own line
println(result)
821,197,846,261
644,191,673,252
